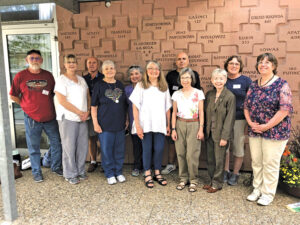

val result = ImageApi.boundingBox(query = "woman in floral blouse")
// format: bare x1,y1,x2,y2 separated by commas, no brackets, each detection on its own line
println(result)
171,67,205,192
244,53,293,206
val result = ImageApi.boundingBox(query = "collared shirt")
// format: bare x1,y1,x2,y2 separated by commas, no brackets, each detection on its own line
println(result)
83,71,104,96
166,70,201,96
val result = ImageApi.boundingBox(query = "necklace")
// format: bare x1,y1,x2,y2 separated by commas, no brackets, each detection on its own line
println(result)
260,75,274,87
105,82,122,103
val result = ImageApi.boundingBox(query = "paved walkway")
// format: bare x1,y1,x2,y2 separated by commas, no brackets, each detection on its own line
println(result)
0,165,299,224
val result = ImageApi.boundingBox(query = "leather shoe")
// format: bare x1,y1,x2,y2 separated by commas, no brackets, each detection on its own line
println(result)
207,187,222,193
87,163,98,173
14,163,23,179
202,184,211,190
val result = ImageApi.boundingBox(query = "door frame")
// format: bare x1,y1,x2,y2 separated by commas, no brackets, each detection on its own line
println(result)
2,23,59,149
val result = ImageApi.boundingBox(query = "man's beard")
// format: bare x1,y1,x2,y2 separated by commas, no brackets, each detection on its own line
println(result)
30,64,41,70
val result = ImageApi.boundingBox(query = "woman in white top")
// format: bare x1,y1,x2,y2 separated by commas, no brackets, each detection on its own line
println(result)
55,54,90,185
130,60,172,188
171,68,205,192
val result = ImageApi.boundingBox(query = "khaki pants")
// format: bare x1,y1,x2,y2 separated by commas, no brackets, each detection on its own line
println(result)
249,137,288,199
175,120,201,184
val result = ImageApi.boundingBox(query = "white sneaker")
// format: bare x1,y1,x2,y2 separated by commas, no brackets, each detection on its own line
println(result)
247,189,261,202
116,175,126,183
257,195,273,206
161,164,176,175
107,176,117,185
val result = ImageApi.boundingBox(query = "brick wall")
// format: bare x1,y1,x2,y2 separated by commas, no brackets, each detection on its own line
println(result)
56,0,300,170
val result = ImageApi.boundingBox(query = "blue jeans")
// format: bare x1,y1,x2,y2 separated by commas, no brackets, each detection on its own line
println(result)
142,132,165,171
42,148,51,168
24,113,62,176
98,130,125,178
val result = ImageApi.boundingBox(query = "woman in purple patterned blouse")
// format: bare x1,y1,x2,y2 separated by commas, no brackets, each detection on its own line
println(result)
244,53,293,206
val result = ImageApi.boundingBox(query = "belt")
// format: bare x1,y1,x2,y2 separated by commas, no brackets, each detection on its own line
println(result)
177,117,199,122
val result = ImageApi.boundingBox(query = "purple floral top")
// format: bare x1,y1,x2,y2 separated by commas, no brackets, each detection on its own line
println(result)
244,78,293,140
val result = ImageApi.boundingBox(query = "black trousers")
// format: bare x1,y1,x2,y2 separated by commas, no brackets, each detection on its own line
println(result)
131,134,143,170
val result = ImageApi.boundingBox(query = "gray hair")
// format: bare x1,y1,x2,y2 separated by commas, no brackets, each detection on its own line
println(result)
211,68,227,78
127,65,143,78
101,60,115,71
178,67,196,86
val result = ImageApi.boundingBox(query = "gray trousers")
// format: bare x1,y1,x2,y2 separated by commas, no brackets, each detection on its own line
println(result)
175,120,201,184
58,118,88,179
206,135,227,189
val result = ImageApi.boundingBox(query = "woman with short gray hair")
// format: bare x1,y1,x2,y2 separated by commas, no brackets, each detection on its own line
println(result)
171,67,205,192
91,60,127,185
203,68,236,193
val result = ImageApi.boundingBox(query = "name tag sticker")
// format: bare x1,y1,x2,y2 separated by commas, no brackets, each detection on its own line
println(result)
42,90,49,95
172,86,179,91
233,84,241,89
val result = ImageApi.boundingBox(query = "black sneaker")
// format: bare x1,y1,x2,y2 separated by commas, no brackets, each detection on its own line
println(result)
87,163,98,173
52,169,63,177
223,170,232,183
33,174,44,183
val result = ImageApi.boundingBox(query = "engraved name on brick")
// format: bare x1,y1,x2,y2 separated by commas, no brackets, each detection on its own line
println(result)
143,21,173,31
168,31,196,40
131,40,160,60
189,55,209,68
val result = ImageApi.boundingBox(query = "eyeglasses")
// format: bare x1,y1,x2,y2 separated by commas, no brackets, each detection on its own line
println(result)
29,57,41,61
180,76,191,80
228,62,240,66
147,67,159,71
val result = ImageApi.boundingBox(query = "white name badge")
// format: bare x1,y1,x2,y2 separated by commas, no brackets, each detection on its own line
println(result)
233,84,241,89
42,90,49,95
172,86,179,91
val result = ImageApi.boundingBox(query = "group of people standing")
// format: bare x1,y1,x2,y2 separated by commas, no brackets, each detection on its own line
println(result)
9,49,293,206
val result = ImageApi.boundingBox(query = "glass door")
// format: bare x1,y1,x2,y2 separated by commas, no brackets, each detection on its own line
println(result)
2,24,59,149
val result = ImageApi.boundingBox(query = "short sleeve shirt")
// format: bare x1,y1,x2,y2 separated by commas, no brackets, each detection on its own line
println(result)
91,80,127,132
83,72,104,96
166,70,201,96
244,78,293,140
226,75,252,120
9,69,56,122
54,75,88,122
172,88,205,119
129,82,172,135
